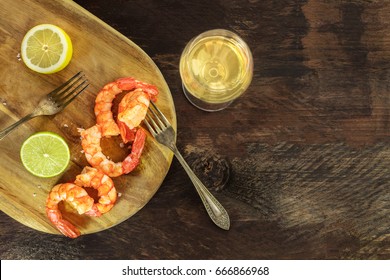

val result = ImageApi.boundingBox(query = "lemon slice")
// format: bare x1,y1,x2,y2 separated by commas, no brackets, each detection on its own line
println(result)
21,24,73,74
20,132,70,178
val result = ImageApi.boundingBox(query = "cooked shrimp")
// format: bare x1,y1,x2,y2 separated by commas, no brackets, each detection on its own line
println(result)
46,183,94,238
74,166,117,217
117,88,151,143
94,77,158,137
79,125,146,177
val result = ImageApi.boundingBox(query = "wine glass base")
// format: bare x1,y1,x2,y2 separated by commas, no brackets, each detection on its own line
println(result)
182,84,233,112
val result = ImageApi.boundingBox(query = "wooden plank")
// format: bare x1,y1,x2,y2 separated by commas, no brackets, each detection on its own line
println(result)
0,0,175,236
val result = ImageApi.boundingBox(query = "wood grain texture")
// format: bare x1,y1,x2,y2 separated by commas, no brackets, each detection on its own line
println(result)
1,0,389,260
0,0,175,236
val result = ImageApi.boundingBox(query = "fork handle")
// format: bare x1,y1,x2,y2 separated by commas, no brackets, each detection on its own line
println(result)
0,113,35,140
171,146,230,230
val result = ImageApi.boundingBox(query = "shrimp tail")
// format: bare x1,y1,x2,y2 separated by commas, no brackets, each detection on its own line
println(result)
116,77,138,90
116,77,158,100
85,205,103,217
117,120,136,144
46,209,81,239
122,128,146,173
55,220,81,239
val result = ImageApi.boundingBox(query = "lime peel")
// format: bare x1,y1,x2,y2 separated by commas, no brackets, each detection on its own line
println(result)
20,131,70,178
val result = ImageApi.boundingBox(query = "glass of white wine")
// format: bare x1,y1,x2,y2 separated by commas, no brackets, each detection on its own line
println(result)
179,29,253,112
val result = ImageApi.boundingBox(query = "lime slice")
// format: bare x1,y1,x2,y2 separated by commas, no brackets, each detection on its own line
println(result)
21,24,73,74
20,132,70,178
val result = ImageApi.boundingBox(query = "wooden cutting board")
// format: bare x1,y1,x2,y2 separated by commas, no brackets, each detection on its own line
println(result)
0,0,176,236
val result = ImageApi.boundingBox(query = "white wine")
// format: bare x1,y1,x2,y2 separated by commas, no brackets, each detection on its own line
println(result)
180,29,253,111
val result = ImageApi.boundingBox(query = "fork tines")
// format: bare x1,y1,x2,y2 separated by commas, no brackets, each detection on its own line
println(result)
49,71,89,107
144,101,171,136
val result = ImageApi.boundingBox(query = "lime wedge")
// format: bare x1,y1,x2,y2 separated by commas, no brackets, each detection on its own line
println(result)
20,132,70,178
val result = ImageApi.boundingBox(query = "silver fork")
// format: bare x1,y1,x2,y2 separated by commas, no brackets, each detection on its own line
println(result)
144,101,230,230
0,72,88,140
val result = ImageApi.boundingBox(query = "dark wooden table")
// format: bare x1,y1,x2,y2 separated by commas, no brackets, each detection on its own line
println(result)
1,0,389,260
